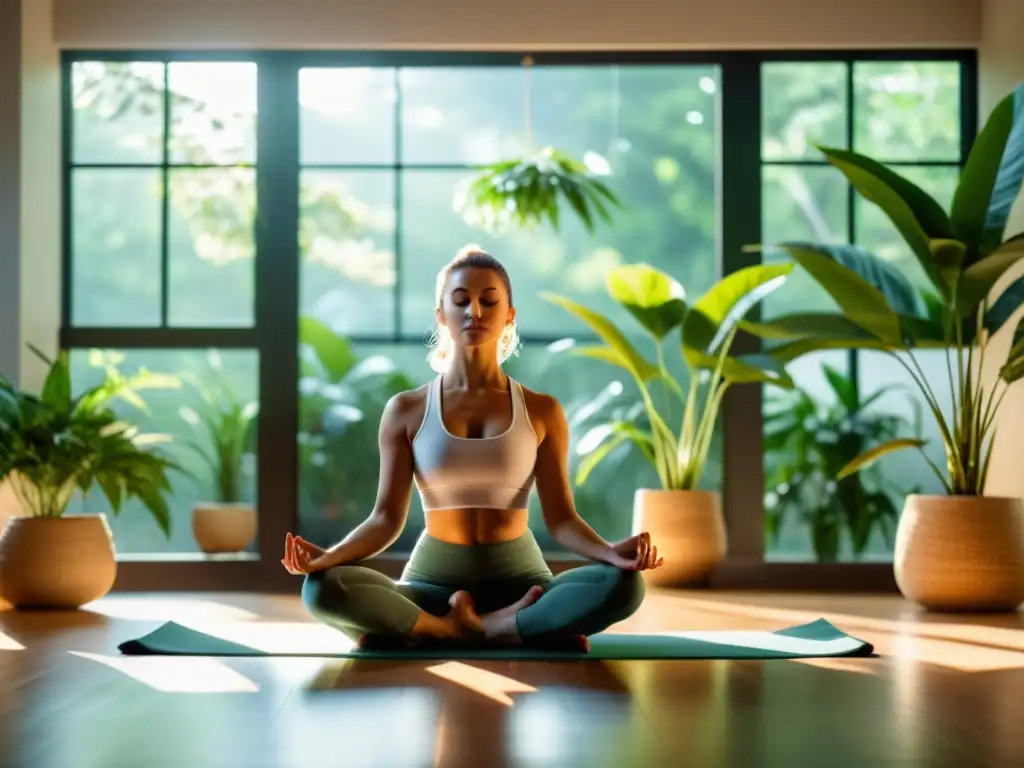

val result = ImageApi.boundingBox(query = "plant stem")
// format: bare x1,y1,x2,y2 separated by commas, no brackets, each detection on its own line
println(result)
883,348,959,485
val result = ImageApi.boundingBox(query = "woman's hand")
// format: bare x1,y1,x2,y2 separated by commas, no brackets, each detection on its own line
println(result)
604,532,663,572
281,532,328,575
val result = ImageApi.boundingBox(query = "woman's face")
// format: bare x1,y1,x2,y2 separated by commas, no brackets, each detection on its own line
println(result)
437,267,516,350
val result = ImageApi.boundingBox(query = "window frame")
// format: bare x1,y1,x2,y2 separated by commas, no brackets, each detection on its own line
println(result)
58,48,977,594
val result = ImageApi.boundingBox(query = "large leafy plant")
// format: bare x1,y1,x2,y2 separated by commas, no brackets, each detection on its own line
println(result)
0,346,183,537
542,262,795,491
764,362,922,561
177,351,259,505
297,317,416,532
747,82,1024,496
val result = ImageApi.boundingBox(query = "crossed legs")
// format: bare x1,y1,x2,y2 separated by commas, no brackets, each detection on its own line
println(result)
301,563,646,649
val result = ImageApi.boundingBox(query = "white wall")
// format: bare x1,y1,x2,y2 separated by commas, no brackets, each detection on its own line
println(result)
51,0,979,50
0,0,21,386
20,0,61,392
978,0,1024,499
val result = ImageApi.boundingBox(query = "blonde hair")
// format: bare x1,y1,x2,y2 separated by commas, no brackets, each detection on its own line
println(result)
427,245,521,374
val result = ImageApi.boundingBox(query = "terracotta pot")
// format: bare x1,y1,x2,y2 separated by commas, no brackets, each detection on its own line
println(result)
0,514,117,608
895,494,1024,612
632,489,726,587
192,502,257,554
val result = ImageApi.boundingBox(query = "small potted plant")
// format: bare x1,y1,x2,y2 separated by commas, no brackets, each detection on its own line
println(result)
542,261,795,586
764,361,923,562
177,352,259,555
0,346,181,608
746,81,1024,611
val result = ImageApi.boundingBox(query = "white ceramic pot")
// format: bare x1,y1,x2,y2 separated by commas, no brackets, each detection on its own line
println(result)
192,502,257,554
0,514,117,608
895,494,1024,612
632,489,726,587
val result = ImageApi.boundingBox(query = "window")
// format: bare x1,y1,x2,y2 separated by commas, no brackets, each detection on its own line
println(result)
760,59,966,563
295,64,722,553
64,59,260,557
59,51,975,586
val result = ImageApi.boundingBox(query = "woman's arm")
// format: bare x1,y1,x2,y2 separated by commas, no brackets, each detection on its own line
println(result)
310,390,419,570
532,394,620,564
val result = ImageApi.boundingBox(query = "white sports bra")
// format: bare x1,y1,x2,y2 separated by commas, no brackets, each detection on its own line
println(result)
411,375,539,512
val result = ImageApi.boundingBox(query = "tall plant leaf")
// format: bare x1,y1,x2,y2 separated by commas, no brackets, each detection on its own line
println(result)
984,273,1024,335
744,310,949,348
685,349,795,387
539,293,660,381
818,145,956,239
836,438,929,480
951,82,1024,260
956,233,1024,317
682,262,793,355
817,146,953,292
741,312,870,340
999,316,1024,384
575,422,655,486
755,243,906,344
767,336,893,364
605,263,687,340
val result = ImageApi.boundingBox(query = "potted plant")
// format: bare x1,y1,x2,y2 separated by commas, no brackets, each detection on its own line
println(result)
177,351,259,554
764,362,923,562
0,346,181,608
746,82,1024,611
542,261,796,586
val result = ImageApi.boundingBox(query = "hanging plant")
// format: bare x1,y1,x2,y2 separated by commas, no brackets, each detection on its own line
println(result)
454,56,625,235
455,146,622,235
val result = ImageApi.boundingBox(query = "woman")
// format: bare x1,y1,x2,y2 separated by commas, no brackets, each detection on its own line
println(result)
282,246,663,651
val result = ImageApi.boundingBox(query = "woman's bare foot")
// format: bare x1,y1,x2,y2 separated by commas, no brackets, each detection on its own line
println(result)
447,585,544,646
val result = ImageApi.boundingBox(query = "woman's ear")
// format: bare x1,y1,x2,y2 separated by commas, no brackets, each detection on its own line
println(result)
435,306,446,327
506,305,517,326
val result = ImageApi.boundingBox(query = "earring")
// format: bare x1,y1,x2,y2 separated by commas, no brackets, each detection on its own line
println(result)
501,325,513,355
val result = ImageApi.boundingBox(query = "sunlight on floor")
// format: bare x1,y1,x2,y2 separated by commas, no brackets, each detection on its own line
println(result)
69,651,260,693
86,597,260,623
663,595,1024,672
0,630,24,651
425,661,538,706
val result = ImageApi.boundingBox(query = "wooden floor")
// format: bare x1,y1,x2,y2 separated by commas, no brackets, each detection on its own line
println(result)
1,589,1022,768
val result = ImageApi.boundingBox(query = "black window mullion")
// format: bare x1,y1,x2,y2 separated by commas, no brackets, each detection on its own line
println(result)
254,54,301,568
160,63,171,328
60,56,73,331
719,53,765,560
846,60,860,399
393,67,403,340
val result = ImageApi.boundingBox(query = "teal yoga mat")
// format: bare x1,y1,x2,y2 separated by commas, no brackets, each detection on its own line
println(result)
117,618,874,660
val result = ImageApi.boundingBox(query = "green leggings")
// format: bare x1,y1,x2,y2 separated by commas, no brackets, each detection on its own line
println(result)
301,530,646,643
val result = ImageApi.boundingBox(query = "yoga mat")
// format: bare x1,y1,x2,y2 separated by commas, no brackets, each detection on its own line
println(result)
118,618,874,660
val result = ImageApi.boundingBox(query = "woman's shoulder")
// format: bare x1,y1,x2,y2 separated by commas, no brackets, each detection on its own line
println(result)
381,381,433,434
516,381,566,426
